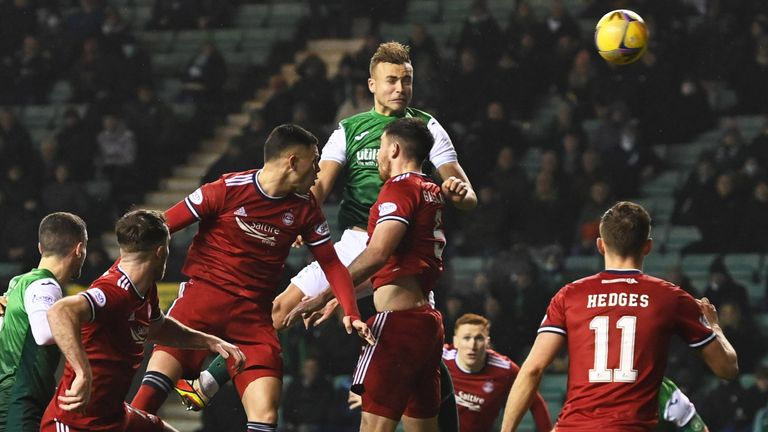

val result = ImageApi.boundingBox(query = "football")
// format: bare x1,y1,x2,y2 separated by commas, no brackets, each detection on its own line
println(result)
594,9,649,65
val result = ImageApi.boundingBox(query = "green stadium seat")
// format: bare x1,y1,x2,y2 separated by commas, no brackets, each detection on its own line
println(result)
49,80,73,104
136,31,175,53
235,4,269,28
442,0,472,23
213,29,243,52
564,256,600,273
0,262,22,280
405,0,440,23
173,30,212,53
643,253,679,275
680,254,717,279
756,313,768,334
242,28,280,50
22,105,57,129
130,5,152,27
663,225,701,253
268,3,309,27
740,373,756,389
380,23,411,44
743,279,765,305
642,171,682,196
540,373,568,395
151,52,190,75
724,254,763,273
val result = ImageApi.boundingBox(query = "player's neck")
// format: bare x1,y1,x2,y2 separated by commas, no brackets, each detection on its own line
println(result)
117,255,156,296
257,167,291,197
388,163,423,178
456,353,486,373
37,256,73,285
602,254,643,272
374,102,405,117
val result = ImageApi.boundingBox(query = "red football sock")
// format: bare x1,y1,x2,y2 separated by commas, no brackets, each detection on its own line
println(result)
131,371,173,414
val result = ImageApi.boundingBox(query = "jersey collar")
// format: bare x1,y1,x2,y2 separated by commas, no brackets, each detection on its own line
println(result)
604,269,643,275
253,170,287,201
116,264,145,300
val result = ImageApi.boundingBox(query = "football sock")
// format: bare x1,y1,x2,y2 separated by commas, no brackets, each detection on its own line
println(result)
199,354,231,396
437,360,459,432
132,371,173,414
246,421,277,431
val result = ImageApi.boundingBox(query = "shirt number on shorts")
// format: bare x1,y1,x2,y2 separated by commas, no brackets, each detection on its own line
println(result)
589,315,638,383
433,210,446,259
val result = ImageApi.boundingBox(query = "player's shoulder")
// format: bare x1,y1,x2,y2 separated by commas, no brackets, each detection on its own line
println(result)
220,169,258,187
90,260,122,287
406,107,435,123
442,344,458,361
291,189,318,206
486,349,515,370
339,109,376,128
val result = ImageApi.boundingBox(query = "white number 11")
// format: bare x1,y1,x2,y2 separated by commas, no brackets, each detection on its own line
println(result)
589,315,638,383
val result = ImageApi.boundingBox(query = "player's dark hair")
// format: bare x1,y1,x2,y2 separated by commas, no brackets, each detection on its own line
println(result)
263,124,318,162
454,313,491,333
115,209,168,253
383,117,434,164
369,41,411,75
39,212,87,257
599,201,651,257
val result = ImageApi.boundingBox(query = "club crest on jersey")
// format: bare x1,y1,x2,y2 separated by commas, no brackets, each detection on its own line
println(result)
236,217,279,246
315,221,330,236
483,381,495,394
189,188,203,205
378,202,397,216
130,325,149,344
282,211,295,226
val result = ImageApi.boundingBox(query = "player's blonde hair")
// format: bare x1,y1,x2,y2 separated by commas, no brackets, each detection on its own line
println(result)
454,313,491,334
369,41,411,76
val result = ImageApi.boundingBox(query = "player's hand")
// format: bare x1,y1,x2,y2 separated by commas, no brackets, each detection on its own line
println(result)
283,294,328,328
441,176,469,204
348,391,362,410
343,316,376,346
0,296,7,316
292,235,304,248
303,298,339,329
207,337,246,373
697,297,720,328
58,369,92,413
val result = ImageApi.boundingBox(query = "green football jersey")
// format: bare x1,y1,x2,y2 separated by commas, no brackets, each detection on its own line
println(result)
322,107,457,230
657,377,706,432
0,268,62,431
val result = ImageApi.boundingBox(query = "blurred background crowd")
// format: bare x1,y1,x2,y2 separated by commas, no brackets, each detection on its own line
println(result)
2,0,768,430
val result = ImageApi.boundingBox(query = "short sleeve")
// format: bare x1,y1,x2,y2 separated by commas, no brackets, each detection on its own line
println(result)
80,284,132,323
372,180,418,226
183,178,227,221
302,201,332,248
320,125,347,165
673,291,716,348
427,117,458,169
538,287,567,336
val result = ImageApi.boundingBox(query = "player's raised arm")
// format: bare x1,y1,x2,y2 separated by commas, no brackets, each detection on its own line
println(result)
501,332,565,432
311,160,343,206
437,162,477,210
697,297,739,380
46,295,93,413
164,179,227,233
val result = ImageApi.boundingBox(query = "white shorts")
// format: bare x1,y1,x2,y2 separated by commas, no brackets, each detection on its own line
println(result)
292,229,369,297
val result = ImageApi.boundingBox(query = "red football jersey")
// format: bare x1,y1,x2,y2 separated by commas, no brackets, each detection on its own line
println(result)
443,346,516,432
367,172,445,293
539,270,715,431
171,170,331,307
46,261,163,430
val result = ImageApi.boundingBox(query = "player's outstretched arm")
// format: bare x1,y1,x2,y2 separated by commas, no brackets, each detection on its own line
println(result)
529,390,553,432
311,160,343,206
47,295,93,413
501,332,565,432
697,297,738,380
149,314,246,372
437,162,477,210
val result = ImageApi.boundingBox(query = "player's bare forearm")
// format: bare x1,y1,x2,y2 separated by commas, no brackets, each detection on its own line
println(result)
150,315,214,349
698,297,739,380
437,162,477,210
47,296,92,378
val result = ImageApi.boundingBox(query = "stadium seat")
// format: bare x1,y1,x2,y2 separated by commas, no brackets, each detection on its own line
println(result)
564,256,600,273
0,262,22,280
333,375,352,391
540,373,568,395
268,2,309,27
680,254,717,279
405,0,440,23
235,4,269,28
213,29,244,52
136,31,175,53
241,28,280,51
442,0,472,23
663,225,702,253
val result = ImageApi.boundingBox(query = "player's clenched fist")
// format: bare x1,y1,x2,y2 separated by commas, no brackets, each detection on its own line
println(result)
205,337,246,372
441,176,469,204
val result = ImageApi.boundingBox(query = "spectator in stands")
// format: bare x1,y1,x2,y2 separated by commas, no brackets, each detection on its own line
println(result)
458,0,502,67
0,0,38,58
70,37,119,103
407,24,441,71
505,1,544,45
541,0,580,50
0,108,40,175
565,49,596,111
76,241,110,285
193,0,233,30
96,111,137,211
444,48,488,125
100,5,131,57
462,101,522,177
0,198,39,270
740,181,768,252
330,55,356,110
442,295,466,342
486,146,529,206
41,164,88,216
665,77,715,142
124,84,176,178
746,117,768,167
605,121,662,197
744,365,768,422
664,265,699,297
714,126,748,172
349,33,381,80
699,377,752,432
64,0,105,46
8,35,52,104
55,107,97,181
180,41,227,105
291,54,336,125
150,0,196,30
717,300,765,372
544,103,588,154
702,257,751,315
736,35,768,113
687,173,742,253
539,149,569,194
523,172,569,248
673,153,717,225
283,358,336,432
461,186,509,255
335,83,368,124
591,101,629,152
573,181,611,250
557,132,583,177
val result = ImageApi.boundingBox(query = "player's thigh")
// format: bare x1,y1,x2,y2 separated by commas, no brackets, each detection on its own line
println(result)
360,411,399,432
402,415,439,432
271,283,305,329
240,376,281,423
144,347,194,381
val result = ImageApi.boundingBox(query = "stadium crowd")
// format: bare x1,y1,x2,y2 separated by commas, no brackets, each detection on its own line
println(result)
1,0,768,430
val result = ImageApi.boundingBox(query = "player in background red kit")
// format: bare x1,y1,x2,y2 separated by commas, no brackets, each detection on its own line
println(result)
286,117,470,432
501,202,739,432
443,314,552,432
130,125,372,432
40,210,245,432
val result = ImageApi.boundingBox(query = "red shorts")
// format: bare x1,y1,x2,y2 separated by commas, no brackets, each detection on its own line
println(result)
351,305,444,420
40,403,164,431
156,279,282,396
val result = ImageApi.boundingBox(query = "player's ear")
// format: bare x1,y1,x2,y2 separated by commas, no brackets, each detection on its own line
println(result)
287,153,298,171
367,77,375,94
38,242,43,255
642,238,652,256
596,237,606,256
